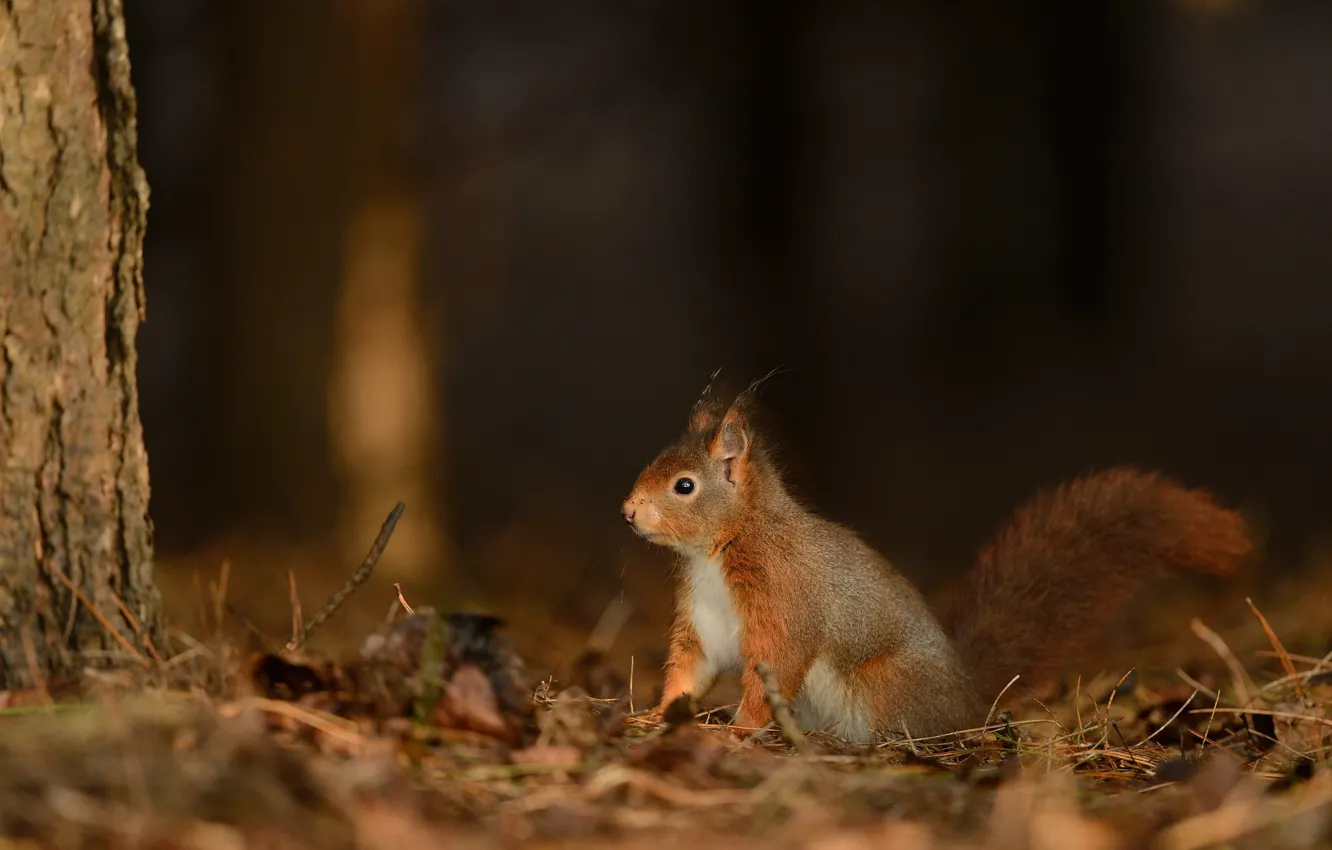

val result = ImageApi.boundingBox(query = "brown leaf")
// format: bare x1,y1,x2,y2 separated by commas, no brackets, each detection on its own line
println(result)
433,663,510,740
629,723,726,786
1272,700,1331,756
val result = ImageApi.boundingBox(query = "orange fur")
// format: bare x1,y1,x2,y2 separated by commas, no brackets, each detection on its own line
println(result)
623,387,1253,741
946,468,1253,701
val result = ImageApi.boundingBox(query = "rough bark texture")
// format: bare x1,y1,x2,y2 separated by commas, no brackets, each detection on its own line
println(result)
0,0,163,688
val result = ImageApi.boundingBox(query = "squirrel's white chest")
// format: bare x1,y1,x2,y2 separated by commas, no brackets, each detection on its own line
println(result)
684,553,743,671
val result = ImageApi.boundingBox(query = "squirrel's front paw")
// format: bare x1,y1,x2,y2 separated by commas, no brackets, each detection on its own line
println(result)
728,710,764,737
651,693,697,725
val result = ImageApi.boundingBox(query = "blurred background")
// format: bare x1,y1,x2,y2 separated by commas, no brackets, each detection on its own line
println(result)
123,0,1332,685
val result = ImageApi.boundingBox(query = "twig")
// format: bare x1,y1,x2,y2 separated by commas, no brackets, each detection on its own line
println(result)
288,501,406,650
224,602,282,653
984,674,1022,730
1317,646,1332,676
162,645,210,670
1253,649,1332,668
218,697,365,749
192,568,208,635
110,590,163,664
629,655,635,714
1141,689,1199,745
1243,724,1323,762
287,570,304,647
394,582,415,615
1074,675,1085,742
877,717,1062,747
1191,617,1255,706
754,661,804,751
900,721,919,756
1254,666,1331,699
211,559,231,633
1190,706,1332,729
1176,668,1225,705
46,561,148,666
167,630,217,662
1245,597,1303,700
1029,696,1070,734
1103,669,1134,722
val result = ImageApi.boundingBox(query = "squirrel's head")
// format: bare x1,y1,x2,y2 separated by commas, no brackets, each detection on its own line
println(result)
621,380,764,557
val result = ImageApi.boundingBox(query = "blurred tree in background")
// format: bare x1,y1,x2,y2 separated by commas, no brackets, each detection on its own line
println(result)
0,0,163,688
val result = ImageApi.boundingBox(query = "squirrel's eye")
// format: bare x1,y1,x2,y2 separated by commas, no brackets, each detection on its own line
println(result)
673,477,696,496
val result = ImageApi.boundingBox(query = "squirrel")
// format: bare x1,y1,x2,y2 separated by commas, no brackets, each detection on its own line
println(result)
620,380,1253,742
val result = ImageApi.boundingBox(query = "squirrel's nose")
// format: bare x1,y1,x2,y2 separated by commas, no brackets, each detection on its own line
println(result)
623,508,636,524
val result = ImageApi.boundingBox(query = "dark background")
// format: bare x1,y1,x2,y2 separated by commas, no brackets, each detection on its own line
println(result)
122,0,1332,663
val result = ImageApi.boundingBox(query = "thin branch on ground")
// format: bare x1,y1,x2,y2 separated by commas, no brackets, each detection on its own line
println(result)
287,570,304,648
288,501,406,651
46,561,148,666
1191,617,1255,706
754,661,804,751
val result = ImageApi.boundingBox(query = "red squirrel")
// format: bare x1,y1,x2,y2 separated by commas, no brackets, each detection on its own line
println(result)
621,382,1252,741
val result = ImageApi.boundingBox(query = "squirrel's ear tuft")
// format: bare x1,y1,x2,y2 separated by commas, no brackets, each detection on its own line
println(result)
688,369,725,433
689,398,725,434
708,406,751,486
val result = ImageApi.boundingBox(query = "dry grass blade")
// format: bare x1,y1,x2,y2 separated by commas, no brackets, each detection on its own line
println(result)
1246,597,1303,700
983,674,1021,729
224,601,282,653
45,561,148,667
1255,650,1332,668
1189,707,1332,729
211,559,231,631
111,590,163,664
1141,689,1199,745
192,568,208,635
287,569,304,647
393,582,415,615
218,697,365,748
1191,618,1255,706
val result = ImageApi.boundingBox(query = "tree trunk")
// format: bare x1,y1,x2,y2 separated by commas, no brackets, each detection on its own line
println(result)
0,0,163,690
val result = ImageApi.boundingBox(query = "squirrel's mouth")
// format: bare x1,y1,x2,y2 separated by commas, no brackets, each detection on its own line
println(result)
630,524,671,546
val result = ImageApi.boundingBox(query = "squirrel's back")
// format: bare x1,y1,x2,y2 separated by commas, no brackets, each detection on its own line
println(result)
946,468,1252,702
770,510,976,737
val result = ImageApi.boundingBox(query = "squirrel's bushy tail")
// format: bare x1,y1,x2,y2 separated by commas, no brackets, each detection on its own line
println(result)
946,468,1253,702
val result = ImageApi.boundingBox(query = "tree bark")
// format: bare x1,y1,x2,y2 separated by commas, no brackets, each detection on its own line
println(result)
0,0,163,689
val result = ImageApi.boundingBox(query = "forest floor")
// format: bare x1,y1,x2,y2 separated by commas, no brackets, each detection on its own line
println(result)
3,536,1331,849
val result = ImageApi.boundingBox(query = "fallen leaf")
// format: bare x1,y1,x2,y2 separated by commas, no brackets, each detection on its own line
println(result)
434,664,510,741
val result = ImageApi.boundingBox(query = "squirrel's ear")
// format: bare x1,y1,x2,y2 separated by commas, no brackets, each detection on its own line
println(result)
708,408,751,487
